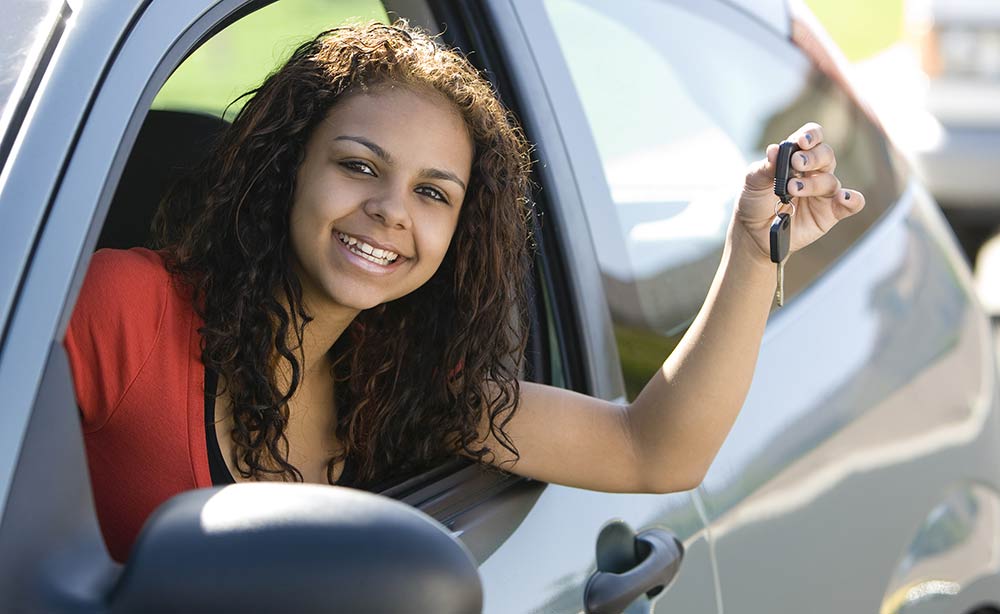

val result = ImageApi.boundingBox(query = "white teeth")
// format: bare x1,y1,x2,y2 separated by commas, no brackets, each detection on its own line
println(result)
336,232,400,265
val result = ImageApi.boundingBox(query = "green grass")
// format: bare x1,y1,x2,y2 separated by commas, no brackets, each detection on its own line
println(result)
152,0,388,118
614,323,683,401
804,0,905,62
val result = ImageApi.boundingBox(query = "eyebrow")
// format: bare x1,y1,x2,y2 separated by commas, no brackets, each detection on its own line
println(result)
335,135,467,192
336,135,392,164
419,168,467,192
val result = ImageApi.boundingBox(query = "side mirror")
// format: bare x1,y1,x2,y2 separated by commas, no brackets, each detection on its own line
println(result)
107,483,482,613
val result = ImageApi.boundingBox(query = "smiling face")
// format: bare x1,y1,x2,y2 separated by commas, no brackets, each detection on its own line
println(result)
289,84,474,314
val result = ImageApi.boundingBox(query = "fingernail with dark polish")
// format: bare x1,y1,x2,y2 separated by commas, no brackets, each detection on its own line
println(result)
844,191,851,200
805,134,813,143
796,181,804,191
799,154,808,167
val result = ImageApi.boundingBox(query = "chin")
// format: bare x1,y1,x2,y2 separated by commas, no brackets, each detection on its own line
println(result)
327,277,412,311
328,288,386,312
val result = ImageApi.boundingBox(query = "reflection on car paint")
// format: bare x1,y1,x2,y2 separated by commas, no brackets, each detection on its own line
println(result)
881,483,1000,613
698,184,999,609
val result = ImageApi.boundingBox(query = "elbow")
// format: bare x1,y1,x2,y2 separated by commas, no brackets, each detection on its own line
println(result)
624,416,711,494
640,465,707,495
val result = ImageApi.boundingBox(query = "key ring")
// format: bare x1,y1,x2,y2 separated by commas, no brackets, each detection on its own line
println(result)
774,200,796,218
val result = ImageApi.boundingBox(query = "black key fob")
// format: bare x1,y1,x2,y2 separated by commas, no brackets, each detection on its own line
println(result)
774,140,801,204
769,212,791,264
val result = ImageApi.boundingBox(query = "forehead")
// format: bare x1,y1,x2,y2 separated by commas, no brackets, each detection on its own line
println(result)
313,85,473,169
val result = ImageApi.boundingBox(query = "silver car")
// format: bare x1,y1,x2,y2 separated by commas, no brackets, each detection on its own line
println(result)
2,0,999,612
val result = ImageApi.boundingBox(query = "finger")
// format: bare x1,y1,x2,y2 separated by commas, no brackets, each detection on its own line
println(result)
745,143,781,191
792,143,836,173
834,189,866,219
791,122,824,150
788,172,841,198
766,142,779,164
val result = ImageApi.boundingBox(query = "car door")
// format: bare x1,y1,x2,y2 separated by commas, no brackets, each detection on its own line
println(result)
499,0,1000,611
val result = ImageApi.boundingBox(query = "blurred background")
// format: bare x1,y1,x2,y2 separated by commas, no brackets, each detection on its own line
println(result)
805,0,1000,315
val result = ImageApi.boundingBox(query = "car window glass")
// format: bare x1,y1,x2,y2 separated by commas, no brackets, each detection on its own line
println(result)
543,0,901,399
0,0,63,152
152,0,389,118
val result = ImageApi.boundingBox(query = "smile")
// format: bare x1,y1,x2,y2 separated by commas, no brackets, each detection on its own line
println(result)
335,232,401,267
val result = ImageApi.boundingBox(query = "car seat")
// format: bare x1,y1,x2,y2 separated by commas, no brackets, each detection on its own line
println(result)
97,109,229,250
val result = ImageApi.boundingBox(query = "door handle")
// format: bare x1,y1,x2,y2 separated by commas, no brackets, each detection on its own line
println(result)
584,525,684,614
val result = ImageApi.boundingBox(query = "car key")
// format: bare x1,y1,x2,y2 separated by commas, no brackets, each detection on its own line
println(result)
774,140,801,205
771,140,799,306
770,212,791,306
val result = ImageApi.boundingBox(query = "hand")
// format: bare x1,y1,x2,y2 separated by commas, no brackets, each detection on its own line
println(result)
734,122,866,263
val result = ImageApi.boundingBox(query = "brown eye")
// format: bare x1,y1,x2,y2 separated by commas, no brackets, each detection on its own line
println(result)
416,185,448,203
342,160,376,176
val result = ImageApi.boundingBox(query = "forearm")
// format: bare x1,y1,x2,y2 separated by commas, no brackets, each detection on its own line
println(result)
626,218,776,491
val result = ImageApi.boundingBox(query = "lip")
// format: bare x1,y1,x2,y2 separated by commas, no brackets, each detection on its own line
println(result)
335,230,407,259
333,231,409,275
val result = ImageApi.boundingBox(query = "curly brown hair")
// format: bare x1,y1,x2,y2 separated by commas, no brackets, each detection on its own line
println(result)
152,20,534,484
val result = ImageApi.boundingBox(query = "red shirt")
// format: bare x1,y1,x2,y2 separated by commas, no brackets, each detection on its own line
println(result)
64,248,214,562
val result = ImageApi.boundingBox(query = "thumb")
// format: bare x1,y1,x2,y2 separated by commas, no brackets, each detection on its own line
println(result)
744,143,779,193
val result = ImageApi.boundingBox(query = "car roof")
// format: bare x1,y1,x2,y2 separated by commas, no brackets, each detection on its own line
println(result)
723,0,792,37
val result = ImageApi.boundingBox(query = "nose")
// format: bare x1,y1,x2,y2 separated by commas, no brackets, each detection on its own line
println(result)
362,189,412,230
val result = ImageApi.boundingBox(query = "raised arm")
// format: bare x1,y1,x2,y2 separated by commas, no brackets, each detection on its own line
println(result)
484,123,866,493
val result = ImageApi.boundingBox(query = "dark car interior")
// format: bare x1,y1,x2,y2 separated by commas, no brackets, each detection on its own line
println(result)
95,110,227,251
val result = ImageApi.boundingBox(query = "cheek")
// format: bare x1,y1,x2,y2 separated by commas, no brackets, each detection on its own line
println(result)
293,163,360,224
288,199,324,257
416,216,461,271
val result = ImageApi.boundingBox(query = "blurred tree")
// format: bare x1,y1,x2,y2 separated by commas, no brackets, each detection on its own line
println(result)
153,0,388,118
805,0,905,62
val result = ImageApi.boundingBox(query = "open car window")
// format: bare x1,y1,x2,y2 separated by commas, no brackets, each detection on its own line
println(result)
79,0,555,565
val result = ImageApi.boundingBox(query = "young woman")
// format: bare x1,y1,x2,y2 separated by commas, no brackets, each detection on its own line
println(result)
65,21,865,563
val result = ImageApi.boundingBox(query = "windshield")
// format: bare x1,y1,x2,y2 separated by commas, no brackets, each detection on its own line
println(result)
0,0,65,153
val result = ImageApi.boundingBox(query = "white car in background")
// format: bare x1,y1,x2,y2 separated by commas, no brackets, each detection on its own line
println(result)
908,0,1000,215
906,0,1000,313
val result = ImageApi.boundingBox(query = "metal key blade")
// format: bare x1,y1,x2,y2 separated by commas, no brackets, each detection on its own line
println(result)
776,262,785,306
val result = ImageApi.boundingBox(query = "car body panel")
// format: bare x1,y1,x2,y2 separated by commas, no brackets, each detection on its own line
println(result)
477,486,718,613
881,482,1000,614
0,0,149,521
724,0,790,37
699,182,1000,610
